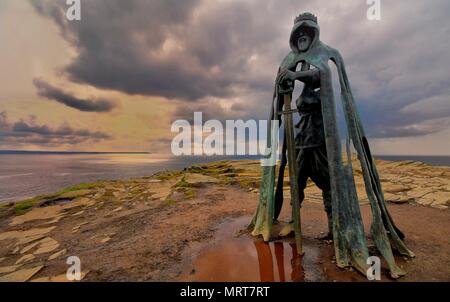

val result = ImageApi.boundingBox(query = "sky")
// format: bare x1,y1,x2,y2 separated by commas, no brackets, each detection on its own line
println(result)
0,0,449,155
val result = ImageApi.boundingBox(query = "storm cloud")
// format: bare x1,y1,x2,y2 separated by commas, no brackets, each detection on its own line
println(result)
29,0,450,139
0,111,112,147
33,79,116,113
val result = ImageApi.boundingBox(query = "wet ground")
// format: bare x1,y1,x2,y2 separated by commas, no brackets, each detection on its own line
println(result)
179,216,327,282
178,201,450,282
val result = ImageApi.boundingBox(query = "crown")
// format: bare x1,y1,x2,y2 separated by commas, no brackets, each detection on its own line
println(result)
294,12,318,24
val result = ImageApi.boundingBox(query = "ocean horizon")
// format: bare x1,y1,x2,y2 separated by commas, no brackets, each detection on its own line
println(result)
0,152,449,204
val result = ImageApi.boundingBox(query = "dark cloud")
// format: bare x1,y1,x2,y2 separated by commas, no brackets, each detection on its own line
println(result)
33,79,116,113
30,0,450,139
370,120,450,138
0,111,112,147
171,93,274,126
29,0,291,101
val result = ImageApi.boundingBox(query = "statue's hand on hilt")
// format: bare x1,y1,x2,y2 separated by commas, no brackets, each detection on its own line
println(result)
278,69,320,94
277,70,295,94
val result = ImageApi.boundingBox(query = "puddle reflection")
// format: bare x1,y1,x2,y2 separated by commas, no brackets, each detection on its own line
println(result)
181,217,324,282
254,241,305,282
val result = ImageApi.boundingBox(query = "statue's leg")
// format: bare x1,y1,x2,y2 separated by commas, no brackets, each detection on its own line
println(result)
309,145,333,239
296,148,309,208
283,147,310,208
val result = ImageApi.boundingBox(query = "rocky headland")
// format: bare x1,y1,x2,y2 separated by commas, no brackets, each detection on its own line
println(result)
0,158,448,281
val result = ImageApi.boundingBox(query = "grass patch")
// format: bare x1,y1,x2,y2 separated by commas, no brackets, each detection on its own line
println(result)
43,182,100,200
175,176,198,189
154,171,183,181
238,179,259,189
66,182,100,191
12,181,103,216
174,176,197,199
185,161,238,177
164,199,178,207
184,188,196,199
14,199,35,215
183,162,241,188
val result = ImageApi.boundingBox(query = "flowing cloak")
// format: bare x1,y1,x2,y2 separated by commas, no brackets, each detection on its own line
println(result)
249,19,415,278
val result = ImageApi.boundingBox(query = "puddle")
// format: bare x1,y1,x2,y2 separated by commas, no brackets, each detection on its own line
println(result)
179,216,327,282
39,198,74,207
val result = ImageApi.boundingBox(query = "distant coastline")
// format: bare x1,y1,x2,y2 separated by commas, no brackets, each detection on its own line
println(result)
0,150,449,167
375,155,450,167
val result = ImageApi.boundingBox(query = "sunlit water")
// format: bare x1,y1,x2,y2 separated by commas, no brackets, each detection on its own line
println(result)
0,154,240,203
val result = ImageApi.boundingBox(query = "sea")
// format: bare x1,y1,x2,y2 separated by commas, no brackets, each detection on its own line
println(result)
0,152,448,204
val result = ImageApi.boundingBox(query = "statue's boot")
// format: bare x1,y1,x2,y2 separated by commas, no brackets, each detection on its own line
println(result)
279,221,295,237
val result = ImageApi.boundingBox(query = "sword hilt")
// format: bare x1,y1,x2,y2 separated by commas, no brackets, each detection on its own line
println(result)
279,109,298,115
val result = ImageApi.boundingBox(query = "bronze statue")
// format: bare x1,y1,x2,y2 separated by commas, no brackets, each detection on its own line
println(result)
249,12,414,278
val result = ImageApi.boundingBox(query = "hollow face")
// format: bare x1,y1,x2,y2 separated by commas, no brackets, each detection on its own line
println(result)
293,26,315,52
297,32,312,52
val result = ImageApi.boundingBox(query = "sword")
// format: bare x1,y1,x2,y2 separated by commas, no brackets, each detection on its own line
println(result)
281,62,310,255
